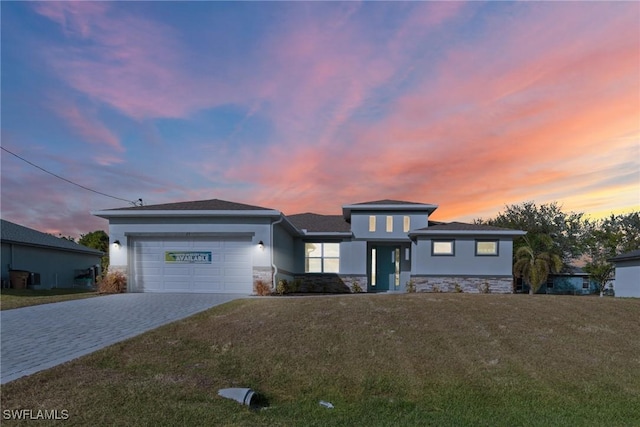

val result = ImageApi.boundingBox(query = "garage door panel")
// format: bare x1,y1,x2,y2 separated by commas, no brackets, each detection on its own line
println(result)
130,236,252,293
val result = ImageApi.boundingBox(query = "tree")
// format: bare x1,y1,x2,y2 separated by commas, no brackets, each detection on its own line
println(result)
584,260,614,297
476,201,586,267
513,235,562,295
583,212,640,296
78,230,110,274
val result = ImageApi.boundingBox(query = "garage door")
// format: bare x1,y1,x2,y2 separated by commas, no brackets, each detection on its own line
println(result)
130,236,252,293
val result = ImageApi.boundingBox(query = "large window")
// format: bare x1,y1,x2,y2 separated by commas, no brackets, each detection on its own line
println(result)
305,243,340,273
432,240,455,256
475,240,499,256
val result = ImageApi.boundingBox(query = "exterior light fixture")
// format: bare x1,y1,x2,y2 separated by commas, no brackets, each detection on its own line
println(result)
258,240,264,250
113,240,121,248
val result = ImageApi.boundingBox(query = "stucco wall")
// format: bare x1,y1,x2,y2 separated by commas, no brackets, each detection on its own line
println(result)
413,238,514,276
615,259,640,298
350,212,429,240
107,216,274,280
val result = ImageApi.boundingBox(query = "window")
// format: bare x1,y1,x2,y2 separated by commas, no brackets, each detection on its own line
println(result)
582,277,590,289
386,216,393,233
476,240,499,256
432,240,454,256
369,216,376,232
305,243,340,273
403,216,410,232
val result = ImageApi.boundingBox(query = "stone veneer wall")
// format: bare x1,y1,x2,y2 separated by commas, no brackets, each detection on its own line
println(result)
293,274,368,293
410,276,513,294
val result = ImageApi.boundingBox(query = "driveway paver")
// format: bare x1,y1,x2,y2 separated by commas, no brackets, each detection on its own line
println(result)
1,293,242,384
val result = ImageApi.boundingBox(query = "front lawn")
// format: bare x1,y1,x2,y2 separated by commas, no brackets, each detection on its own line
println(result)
1,294,639,426
0,288,99,310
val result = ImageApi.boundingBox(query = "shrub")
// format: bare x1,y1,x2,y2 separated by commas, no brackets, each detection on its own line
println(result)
406,280,416,293
254,280,271,296
97,271,127,294
431,285,442,293
351,281,363,293
480,281,491,294
276,279,287,296
454,283,463,293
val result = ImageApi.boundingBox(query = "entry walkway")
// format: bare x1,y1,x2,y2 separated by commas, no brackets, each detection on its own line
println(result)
0,293,242,384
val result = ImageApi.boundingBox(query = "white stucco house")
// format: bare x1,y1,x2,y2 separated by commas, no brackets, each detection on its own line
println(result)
92,198,525,294
609,249,640,298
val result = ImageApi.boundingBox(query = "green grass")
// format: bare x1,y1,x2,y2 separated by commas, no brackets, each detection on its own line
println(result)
1,294,639,426
0,288,99,310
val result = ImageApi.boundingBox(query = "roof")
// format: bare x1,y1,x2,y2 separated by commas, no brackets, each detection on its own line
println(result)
287,213,351,233
342,199,438,220
409,221,526,238
609,249,640,263
93,198,281,219
1,219,103,256
105,198,273,211
351,199,432,206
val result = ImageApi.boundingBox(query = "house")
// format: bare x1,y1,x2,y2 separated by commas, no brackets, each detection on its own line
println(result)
1,219,103,289
609,249,640,298
92,198,525,294
515,266,599,295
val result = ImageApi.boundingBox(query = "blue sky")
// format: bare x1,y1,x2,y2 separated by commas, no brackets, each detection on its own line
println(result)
1,1,638,237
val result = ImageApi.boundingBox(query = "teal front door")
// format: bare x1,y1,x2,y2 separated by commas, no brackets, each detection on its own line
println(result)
371,245,400,292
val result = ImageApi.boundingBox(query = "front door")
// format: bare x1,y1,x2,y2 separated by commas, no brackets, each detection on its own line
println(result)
370,245,400,292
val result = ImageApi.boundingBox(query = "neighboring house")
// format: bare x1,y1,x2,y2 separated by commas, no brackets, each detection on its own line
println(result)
92,198,525,294
1,219,103,289
609,249,640,298
521,266,599,295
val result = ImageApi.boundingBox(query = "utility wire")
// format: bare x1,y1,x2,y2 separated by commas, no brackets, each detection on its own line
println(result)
1,146,141,206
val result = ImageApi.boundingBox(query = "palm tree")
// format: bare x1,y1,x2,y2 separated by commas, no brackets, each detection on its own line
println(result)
514,235,562,295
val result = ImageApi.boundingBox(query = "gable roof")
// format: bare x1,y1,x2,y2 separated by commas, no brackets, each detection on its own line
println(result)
409,221,526,238
609,249,640,263
287,213,351,233
0,219,103,255
105,198,273,211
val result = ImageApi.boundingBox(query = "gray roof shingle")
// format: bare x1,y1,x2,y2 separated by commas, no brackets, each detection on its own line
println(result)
106,198,274,211
352,199,432,206
1,219,103,255
287,213,351,233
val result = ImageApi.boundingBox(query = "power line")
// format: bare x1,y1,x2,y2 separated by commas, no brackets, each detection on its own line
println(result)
1,146,142,206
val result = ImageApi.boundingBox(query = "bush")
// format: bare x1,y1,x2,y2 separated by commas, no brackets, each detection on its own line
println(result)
254,280,271,296
97,271,127,294
351,281,363,293
276,280,287,296
454,283,463,293
406,280,416,293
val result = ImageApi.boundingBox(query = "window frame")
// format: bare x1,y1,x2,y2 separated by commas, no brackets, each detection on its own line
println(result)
475,239,499,256
304,242,340,273
432,239,455,256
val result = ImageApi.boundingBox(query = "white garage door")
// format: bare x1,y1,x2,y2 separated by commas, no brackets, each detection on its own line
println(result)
130,236,252,293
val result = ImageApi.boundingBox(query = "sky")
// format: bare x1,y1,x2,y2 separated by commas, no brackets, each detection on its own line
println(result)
1,1,639,238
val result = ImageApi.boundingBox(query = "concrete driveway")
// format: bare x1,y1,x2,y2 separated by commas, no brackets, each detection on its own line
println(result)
0,293,243,384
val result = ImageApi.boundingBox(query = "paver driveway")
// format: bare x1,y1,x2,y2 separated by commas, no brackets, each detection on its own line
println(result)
0,293,243,384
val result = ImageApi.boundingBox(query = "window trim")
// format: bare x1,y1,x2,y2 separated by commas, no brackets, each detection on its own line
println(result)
432,239,455,256
305,242,340,273
475,239,499,256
